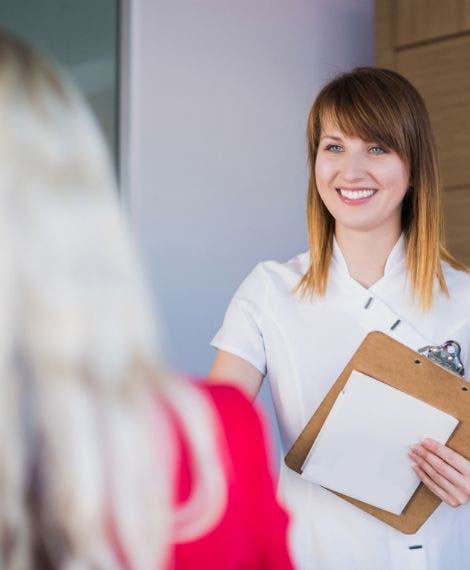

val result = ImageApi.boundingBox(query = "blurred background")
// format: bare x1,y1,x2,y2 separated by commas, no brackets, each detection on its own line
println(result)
0,0,120,167
2,0,469,468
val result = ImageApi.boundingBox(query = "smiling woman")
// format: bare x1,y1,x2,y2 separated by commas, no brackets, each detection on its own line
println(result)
209,67,470,569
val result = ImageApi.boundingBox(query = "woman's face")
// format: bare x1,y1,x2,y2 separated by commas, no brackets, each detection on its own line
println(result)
314,118,410,233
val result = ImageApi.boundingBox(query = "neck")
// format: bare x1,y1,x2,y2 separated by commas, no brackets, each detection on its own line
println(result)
335,224,402,289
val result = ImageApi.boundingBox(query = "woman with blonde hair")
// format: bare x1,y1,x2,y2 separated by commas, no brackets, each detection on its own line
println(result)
0,29,293,569
210,67,470,569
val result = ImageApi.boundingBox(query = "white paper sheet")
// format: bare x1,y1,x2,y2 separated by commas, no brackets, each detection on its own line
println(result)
301,370,459,515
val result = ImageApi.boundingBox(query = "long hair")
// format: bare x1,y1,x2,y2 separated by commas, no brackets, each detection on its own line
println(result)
295,67,467,310
0,29,226,569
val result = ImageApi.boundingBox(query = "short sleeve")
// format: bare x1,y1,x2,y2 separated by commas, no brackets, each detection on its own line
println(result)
210,263,267,375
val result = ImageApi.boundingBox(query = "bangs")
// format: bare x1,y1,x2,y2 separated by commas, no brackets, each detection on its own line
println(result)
315,73,411,162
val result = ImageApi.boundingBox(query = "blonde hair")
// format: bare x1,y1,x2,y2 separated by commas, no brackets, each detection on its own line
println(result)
0,29,226,568
295,67,468,310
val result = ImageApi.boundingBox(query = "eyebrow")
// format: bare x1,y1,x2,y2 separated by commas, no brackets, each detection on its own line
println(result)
320,134,386,147
320,134,343,141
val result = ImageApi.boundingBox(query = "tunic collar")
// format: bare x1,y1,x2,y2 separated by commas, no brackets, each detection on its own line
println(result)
331,233,406,286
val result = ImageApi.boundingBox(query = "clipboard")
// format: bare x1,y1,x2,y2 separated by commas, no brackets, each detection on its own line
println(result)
284,331,470,534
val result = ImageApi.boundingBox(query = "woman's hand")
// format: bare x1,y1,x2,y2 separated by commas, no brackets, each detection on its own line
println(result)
409,438,470,507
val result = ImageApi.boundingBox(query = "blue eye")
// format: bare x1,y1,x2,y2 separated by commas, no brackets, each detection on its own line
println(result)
325,144,343,152
323,143,388,154
370,146,386,155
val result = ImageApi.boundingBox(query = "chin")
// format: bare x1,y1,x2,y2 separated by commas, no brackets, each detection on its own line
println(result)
334,215,386,233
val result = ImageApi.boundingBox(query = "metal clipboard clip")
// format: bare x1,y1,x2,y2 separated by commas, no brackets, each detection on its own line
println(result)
418,340,465,378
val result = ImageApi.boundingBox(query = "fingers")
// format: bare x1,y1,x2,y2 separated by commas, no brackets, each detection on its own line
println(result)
409,439,470,507
421,438,470,477
411,463,462,507
410,442,465,488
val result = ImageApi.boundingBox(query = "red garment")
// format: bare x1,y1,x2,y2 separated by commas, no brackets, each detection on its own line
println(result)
171,384,294,570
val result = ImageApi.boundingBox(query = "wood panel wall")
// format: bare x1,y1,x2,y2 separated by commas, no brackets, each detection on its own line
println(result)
376,0,470,264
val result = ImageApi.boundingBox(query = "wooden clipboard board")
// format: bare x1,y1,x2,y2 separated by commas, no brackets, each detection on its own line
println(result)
284,331,470,534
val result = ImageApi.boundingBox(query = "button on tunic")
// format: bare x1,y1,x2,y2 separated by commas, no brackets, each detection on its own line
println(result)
211,235,470,570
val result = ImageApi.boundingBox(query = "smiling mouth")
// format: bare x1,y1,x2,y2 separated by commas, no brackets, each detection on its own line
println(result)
335,188,378,201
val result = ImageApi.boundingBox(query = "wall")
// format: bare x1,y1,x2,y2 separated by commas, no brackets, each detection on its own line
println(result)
126,0,374,467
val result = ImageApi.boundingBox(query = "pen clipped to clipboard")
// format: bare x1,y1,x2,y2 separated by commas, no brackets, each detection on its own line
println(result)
284,331,470,534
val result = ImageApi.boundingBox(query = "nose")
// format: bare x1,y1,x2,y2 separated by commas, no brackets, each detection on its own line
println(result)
339,152,369,183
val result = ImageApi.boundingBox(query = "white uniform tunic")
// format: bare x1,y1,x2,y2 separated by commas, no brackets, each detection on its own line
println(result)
211,235,470,570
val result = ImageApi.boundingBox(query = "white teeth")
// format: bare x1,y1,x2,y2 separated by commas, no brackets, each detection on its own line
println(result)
338,188,376,200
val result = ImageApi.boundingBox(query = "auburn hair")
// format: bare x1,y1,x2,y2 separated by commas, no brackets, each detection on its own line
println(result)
295,66,467,310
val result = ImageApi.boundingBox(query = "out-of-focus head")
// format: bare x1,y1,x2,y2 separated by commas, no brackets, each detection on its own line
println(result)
0,27,161,379
0,28,227,570
0,26,167,569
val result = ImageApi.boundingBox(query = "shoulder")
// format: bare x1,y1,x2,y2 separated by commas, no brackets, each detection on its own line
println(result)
244,250,310,294
261,250,310,279
230,251,309,305
442,262,470,309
